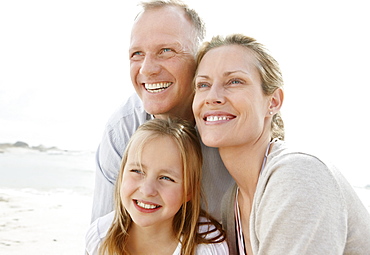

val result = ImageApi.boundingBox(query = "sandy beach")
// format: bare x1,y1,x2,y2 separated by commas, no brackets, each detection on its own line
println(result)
0,146,95,255
0,146,369,255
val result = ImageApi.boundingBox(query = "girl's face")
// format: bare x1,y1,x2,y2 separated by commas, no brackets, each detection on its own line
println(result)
192,45,272,149
120,135,185,230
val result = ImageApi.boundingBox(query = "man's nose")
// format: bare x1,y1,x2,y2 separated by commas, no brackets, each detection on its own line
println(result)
139,54,161,77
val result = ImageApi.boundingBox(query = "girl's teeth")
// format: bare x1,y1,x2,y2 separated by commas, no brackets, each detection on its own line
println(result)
136,201,158,209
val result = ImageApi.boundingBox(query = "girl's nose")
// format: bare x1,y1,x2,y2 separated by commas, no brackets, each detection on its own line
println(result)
139,178,158,197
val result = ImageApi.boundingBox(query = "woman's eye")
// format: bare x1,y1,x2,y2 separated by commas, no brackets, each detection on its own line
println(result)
160,176,175,182
196,82,210,89
230,79,243,85
162,48,172,53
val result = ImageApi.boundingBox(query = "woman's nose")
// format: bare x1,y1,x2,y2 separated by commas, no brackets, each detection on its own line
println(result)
205,85,225,105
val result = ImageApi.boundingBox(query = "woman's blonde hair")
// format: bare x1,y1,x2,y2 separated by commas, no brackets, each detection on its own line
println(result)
196,34,285,140
99,118,225,255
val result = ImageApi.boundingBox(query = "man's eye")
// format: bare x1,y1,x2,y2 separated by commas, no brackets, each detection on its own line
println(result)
159,48,176,57
160,176,175,182
131,51,143,58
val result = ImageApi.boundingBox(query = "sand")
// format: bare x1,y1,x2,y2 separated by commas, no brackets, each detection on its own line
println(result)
0,147,95,254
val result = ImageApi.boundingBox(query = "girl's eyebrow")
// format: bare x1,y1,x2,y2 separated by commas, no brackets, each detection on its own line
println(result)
127,162,182,178
160,169,182,179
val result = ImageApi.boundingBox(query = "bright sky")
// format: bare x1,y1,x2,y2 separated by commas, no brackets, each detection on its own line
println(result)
1,1,369,185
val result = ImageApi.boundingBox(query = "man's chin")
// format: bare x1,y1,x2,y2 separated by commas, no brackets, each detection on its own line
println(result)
143,104,170,117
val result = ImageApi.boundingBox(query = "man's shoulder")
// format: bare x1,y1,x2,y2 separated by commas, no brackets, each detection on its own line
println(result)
106,93,149,130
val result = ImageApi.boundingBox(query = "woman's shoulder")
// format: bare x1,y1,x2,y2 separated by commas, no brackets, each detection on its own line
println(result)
266,140,336,178
259,141,350,209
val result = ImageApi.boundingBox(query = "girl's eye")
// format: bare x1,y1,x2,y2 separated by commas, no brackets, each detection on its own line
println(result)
130,169,143,174
160,176,175,182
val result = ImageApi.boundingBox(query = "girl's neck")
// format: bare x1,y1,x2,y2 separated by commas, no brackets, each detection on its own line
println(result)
127,223,179,255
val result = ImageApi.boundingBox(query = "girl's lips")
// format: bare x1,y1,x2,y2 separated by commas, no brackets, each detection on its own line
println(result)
133,199,162,213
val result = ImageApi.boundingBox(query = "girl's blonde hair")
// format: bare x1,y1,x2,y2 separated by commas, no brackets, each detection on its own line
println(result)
99,118,225,255
196,34,285,140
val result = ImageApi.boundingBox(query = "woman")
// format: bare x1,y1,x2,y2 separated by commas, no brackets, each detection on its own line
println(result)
85,118,228,255
192,34,370,254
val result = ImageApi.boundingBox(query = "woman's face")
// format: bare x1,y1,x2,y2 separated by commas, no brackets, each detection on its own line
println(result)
192,45,272,149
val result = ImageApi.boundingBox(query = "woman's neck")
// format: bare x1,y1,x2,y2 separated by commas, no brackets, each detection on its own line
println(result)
219,138,271,199
127,223,179,255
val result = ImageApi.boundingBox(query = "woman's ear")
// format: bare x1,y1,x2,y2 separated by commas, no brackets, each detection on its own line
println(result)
268,88,284,115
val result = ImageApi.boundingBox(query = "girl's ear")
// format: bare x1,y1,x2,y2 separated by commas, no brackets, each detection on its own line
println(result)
186,192,192,202
267,88,284,116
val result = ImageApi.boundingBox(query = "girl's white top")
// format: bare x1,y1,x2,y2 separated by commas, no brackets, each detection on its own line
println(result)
85,211,229,255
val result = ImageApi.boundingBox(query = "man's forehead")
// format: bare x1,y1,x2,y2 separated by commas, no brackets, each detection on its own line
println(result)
132,6,191,32
135,5,187,21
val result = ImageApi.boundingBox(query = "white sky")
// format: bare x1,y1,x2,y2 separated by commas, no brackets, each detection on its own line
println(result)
1,1,369,185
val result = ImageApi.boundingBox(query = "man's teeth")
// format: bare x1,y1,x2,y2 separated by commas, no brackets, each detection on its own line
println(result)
206,116,229,122
136,201,159,209
144,82,172,93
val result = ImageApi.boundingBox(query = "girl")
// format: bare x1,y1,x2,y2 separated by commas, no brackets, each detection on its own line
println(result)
86,118,228,255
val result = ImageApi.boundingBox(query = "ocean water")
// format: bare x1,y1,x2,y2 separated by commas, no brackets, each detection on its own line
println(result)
0,149,95,192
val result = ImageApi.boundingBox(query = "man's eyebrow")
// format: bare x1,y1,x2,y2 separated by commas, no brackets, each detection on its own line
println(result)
158,42,182,49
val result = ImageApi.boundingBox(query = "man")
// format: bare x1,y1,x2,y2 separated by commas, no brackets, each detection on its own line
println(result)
91,0,234,222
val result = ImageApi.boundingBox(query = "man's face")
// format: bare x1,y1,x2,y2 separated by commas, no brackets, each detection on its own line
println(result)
129,6,197,119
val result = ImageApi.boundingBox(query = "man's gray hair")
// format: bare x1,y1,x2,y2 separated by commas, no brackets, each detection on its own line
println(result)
139,0,206,48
